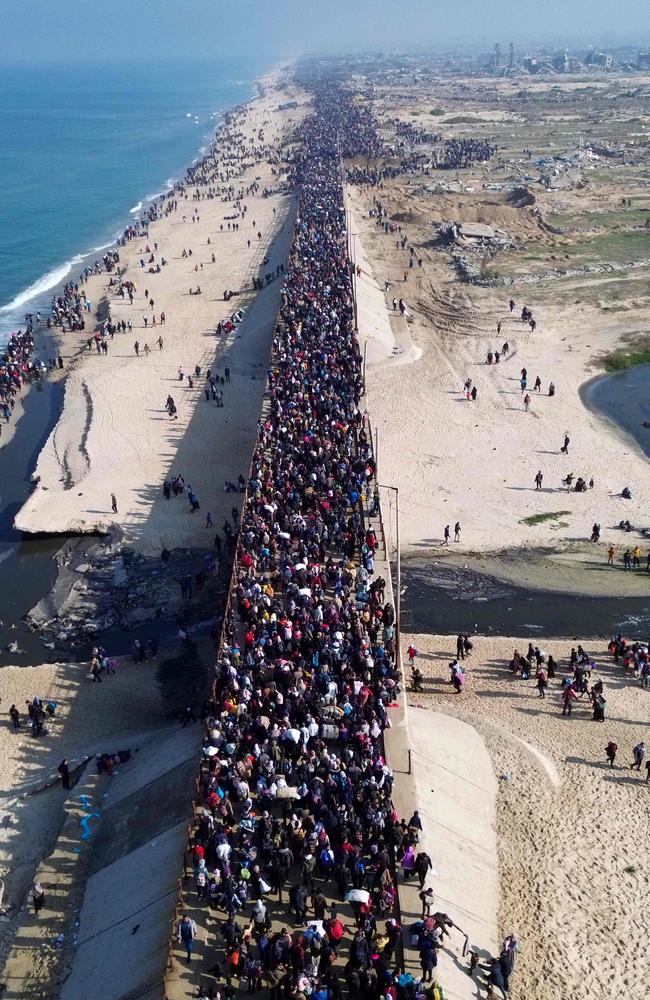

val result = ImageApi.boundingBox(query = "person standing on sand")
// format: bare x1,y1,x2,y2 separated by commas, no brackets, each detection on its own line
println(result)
133,341,139,357
523,393,531,412
605,741,617,767
454,521,461,542
536,666,547,699
158,336,164,350
9,704,20,729
561,432,570,454
111,494,118,514
535,470,543,490
443,525,450,545
607,545,616,566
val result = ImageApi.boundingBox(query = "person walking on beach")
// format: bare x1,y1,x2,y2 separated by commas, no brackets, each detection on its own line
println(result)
443,525,450,545
631,741,645,770
205,512,213,528
158,336,164,350
134,341,140,357
111,494,118,514
561,432,570,454
454,521,461,542
605,741,617,768
523,393,531,412
607,545,616,566
562,685,578,717
534,470,543,490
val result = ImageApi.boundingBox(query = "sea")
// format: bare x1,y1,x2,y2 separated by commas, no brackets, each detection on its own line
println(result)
0,56,263,344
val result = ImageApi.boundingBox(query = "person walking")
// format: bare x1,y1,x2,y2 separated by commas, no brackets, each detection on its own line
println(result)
32,882,46,917
111,493,118,514
562,685,578,717
443,525,450,545
415,850,433,889
561,432,570,454
419,886,435,918
454,521,461,542
605,741,617,768
58,758,71,790
178,913,197,962
523,393,531,412
607,545,616,566
631,741,645,771
534,470,543,490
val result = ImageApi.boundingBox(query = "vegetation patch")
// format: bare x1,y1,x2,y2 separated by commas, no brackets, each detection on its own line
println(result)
521,510,571,526
444,114,483,124
602,334,650,372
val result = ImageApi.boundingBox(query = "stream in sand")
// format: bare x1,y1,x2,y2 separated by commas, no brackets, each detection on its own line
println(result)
1,364,648,666
403,560,650,639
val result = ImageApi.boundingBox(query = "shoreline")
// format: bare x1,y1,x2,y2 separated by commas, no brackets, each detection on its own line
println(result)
14,69,304,545
580,362,650,462
0,68,279,345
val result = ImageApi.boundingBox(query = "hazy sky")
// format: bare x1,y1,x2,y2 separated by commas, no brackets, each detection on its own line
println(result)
2,0,649,63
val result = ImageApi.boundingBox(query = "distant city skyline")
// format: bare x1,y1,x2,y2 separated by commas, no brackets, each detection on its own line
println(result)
1,0,649,64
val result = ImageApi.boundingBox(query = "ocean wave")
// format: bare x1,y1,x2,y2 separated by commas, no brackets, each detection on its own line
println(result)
129,201,143,215
0,255,83,315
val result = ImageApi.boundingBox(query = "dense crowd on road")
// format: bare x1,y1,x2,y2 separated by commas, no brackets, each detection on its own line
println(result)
177,83,455,1000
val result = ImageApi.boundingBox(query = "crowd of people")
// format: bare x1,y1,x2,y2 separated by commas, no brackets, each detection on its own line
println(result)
0,329,40,430
174,82,477,1000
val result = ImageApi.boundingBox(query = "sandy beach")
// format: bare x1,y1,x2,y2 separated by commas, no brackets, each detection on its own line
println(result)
15,73,308,554
347,69,650,581
0,70,309,973
402,632,650,1000
352,190,650,559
